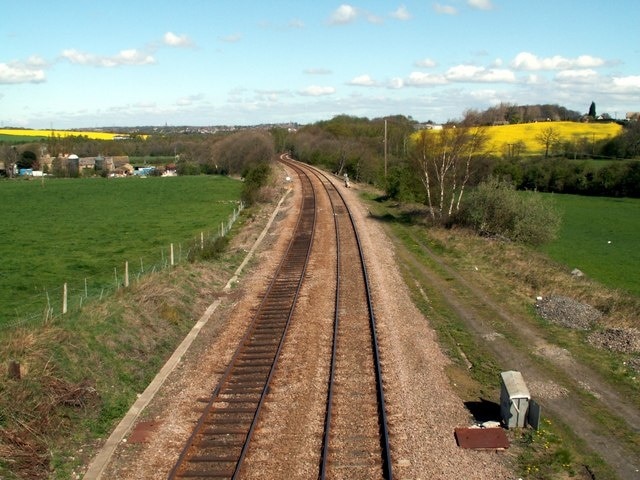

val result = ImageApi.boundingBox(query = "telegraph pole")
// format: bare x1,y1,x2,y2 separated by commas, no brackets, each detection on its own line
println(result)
384,118,388,178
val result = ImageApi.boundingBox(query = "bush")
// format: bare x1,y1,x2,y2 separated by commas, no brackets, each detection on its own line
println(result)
457,177,561,245
241,162,272,206
176,160,201,176
187,235,229,262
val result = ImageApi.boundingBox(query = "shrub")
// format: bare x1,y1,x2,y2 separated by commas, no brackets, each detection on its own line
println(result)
176,160,201,176
187,235,229,262
241,162,272,206
457,177,561,245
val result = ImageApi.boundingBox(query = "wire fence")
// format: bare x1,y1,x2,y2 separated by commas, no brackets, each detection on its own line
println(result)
1,202,244,332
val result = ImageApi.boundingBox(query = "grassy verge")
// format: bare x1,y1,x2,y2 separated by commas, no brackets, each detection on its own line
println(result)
363,192,638,479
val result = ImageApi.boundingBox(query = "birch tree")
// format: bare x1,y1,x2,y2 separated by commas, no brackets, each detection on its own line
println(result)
411,125,487,220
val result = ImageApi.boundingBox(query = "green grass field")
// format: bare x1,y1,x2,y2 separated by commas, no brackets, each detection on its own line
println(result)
0,175,242,326
541,193,640,296
0,133,48,143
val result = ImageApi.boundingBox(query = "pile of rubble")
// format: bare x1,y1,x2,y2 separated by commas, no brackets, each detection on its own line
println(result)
587,328,640,354
535,295,602,330
535,295,640,358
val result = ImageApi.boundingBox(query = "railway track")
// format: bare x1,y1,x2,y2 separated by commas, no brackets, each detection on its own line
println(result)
168,155,391,479
304,161,393,480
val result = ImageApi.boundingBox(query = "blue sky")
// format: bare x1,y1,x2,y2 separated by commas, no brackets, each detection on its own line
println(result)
2,0,639,128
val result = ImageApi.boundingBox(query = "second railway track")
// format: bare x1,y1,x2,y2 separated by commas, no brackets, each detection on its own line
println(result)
168,155,392,479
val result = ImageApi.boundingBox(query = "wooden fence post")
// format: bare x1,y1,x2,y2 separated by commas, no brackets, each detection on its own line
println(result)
8,360,21,380
170,243,174,266
125,261,129,287
62,282,68,314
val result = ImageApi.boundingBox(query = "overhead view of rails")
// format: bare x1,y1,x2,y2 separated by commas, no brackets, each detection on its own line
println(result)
168,155,392,479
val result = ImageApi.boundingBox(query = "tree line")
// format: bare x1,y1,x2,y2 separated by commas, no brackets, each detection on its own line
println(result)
1,129,276,178
288,112,640,200
3,105,639,243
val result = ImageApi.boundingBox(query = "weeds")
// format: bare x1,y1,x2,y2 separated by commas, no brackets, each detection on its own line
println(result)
517,419,576,478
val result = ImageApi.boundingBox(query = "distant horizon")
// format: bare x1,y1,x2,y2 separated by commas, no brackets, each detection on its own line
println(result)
2,115,631,133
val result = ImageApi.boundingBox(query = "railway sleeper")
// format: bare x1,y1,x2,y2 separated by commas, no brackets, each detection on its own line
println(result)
178,469,235,478
201,426,248,435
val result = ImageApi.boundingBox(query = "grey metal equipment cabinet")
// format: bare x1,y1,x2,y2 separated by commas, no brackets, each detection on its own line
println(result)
500,370,530,429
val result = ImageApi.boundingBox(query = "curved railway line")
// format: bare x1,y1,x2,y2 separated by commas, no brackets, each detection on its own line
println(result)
168,156,392,479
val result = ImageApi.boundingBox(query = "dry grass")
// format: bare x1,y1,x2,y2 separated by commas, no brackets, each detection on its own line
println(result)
0,261,231,479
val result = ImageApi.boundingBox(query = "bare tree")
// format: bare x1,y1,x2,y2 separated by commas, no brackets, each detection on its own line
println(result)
411,125,488,220
0,145,19,177
535,126,561,157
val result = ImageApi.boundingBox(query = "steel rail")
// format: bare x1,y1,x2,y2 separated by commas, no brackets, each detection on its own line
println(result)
282,155,393,480
167,164,317,480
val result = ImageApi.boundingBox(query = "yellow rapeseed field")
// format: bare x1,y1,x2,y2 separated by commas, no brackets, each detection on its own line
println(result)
415,121,622,156
483,121,622,156
0,128,123,140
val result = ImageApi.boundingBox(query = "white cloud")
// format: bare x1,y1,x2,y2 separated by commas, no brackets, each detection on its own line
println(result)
574,55,607,68
405,71,447,86
433,3,458,15
163,32,193,47
117,49,155,65
26,55,48,67
511,52,605,71
349,74,376,86
555,69,598,83
467,0,494,10
61,48,155,67
0,62,46,84
176,94,205,106
611,75,640,91
469,88,499,101
299,85,336,96
391,5,411,20
415,58,437,68
330,4,358,24
388,77,404,89
446,64,516,82
524,74,544,85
